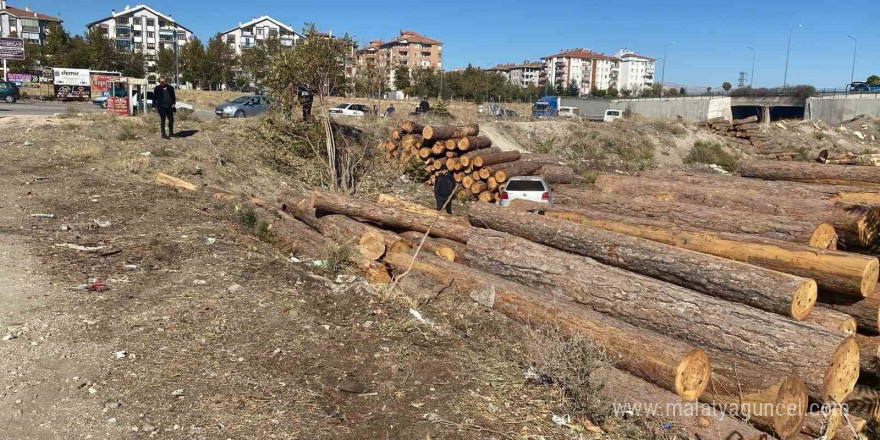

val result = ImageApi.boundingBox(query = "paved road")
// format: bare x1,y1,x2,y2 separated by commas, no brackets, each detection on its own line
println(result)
0,100,216,119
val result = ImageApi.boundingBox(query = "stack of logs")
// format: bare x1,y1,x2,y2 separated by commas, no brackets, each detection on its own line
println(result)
222,158,880,440
380,121,577,202
702,115,761,147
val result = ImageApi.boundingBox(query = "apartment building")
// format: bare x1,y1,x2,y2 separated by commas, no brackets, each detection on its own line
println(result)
220,15,302,56
488,61,543,88
541,49,617,95
0,0,62,45
86,4,192,73
356,30,442,90
614,49,655,94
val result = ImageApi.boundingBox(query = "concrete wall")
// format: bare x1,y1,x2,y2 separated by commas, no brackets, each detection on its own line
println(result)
610,97,731,121
807,95,880,125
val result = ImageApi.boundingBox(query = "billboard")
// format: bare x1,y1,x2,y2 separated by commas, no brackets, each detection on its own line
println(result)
90,73,121,99
0,37,25,61
53,68,91,99
107,97,130,116
8,72,41,90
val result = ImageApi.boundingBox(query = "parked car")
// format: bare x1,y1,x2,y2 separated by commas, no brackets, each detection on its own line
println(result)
499,176,553,207
849,82,880,93
215,95,267,118
0,81,20,103
603,109,623,122
329,103,370,117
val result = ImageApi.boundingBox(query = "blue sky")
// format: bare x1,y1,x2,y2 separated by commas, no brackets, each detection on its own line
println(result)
19,0,879,89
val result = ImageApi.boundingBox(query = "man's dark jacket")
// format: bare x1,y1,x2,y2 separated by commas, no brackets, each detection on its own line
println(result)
153,84,176,110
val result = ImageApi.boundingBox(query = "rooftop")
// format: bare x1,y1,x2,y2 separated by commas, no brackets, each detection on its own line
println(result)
542,48,615,61
2,4,61,22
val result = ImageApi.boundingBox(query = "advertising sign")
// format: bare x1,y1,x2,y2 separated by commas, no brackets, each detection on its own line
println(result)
90,74,118,99
107,97,130,116
0,37,25,61
52,68,91,99
8,72,41,89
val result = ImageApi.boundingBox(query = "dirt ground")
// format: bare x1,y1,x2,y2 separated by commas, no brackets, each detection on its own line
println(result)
0,111,669,440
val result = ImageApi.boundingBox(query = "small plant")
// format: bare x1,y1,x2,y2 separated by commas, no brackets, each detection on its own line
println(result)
322,241,354,273
238,207,258,230
149,147,172,157
684,141,740,172
254,219,272,242
404,156,430,182
59,105,80,119
116,122,139,141
533,137,556,154
813,131,826,140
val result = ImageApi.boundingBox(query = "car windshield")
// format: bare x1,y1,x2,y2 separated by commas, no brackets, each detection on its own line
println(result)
505,180,546,191
230,97,250,104
333,103,350,109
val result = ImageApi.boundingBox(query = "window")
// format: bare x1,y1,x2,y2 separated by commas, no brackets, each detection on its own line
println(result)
146,18,155,27
226,34,236,44
133,17,142,25
268,29,278,38
147,32,155,38
505,180,547,192
241,36,255,47
158,20,166,27
133,30,142,37
20,18,39,33
147,43,155,50
8,18,16,28
177,32,186,41
256,27,265,37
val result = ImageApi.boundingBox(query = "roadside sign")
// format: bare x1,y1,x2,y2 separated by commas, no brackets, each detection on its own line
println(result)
0,37,25,61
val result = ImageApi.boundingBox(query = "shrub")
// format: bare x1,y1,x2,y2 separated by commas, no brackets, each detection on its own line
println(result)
684,141,739,172
116,121,139,141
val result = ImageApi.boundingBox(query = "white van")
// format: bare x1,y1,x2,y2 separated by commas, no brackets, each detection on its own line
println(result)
604,109,623,122
558,106,581,118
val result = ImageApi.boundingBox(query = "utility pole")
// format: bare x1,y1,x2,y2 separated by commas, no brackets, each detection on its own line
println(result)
746,45,755,87
174,24,180,88
659,41,675,99
782,24,802,91
847,35,857,86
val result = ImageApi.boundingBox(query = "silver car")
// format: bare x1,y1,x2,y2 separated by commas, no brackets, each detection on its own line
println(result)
215,95,269,118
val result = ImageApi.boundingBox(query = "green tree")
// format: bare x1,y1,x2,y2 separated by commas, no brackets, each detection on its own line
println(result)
180,36,207,88
554,82,565,96
354,61,389,99
621,87,632,98
205,33,237,89
120,51,146,78
679,87,686,95
667,87,679,96
84,29,118,71
155,48,176,79
867,75,880,86
607,86,619,98
706,86,712,94
566,82,579,97
722,81,732,92
393,65,411,92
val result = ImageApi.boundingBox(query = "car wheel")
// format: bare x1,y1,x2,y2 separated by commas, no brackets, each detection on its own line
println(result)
234,110,245,118
4,95,16,103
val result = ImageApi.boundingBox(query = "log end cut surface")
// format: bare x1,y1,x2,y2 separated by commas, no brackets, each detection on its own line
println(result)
773,376,809,440
862,258,880,297
791,279,818,321
810,223,838,249
357,230,386,261
675,349,711,401
822,337,860,403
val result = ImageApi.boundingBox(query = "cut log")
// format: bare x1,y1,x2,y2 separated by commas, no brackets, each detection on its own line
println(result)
817,293,880,335
391,129,401,141
431,142,445,155
400,134,423,150
856,334,880,376
470,181,487,194
478,167,491,180
740,159,880,188
492,160,542,183
399,230,464,262
418,147,431,159
444,158,458,171
539,165,578,184
461,175,475,190
465,210,860,402
395,271,449,304
478,191,494,203
456,135,493,151
486,177,499,191
733,115,759,125
512,200,878,297
459,147,501,167
357,230,386,261
155,172,198,192
473,204,818,320
313,190,474,243
593,174,880,249
554,188,838,249
847,385,880,426
401,120,425,135
804,307,858,335
383,251,712,400
471,151,520,168
444,139,457,151
377,196,450,221
267,213,331,259
422,123,479,141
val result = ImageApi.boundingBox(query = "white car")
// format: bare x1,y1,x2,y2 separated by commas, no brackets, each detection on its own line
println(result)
558,106,581,118
604,109,622,122
499,176,553,207
145,91,194,111
329,103,370,117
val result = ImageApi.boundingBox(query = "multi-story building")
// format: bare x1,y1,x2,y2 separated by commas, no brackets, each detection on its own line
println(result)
488,61,543,88
0,0,62,45
541,49,617,95
614,49,655,94
86,4,193,74
356,30,442,90
220,15,302,56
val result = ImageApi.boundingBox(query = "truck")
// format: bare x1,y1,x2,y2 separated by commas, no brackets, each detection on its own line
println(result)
531,95,618,121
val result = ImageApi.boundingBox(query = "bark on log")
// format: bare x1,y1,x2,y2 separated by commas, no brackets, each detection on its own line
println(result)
596,367,770,440
377,194,466,223
800,408,864,440
459,147,501,167
492,160,543,183
155,172,198,192
740,159,880,188
733,115,759,125
464,210,860,402
511,200,877,297
456,135,493,151
471,151,521,168
422,123,479,141
846,385,880,426
856,334,880,376
313,190,474,243
399,231,466,260
817,293,880,335
478,191,494,203
401,120,426,135
554,188,838,249
470,204,818,321
803,307,858,336
383,251,712,400
539,165,578,184
470,181,487,194
593,174,880,249
395,271,450,304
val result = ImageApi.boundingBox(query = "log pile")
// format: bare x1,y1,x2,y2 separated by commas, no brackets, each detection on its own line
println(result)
701,115,760,147
254,164,880,439
380,121,576,202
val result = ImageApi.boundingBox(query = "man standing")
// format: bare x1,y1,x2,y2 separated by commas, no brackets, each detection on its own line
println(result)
153,77,176,139
433,171,456,214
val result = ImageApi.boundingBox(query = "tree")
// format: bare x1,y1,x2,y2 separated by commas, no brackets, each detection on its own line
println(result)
867,75,880,86
722,81,732,92
706,86,712,94
621,87,632,98
120,51,146,78
679,87,686,95
566,82,579,97
354,60,390,99
205,33,237,89
180,36,207,88
554,82,565,96
393,65,411,92
84,29,118,71
155,48,176,79
607,86,619,98
667,87,679,96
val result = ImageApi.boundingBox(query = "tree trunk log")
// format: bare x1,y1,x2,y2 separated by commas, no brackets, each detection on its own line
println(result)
377,194,465,223
593,174,880,248
740,159,880,188
469,204,818,321
540,165,578,184
313,190,474,243
459,147,501,167
803,307,858,336
422,123,479,141
267,212,331,259
456,135,493,151
554,188,838,249
817,293,880,335
401,120,425,134
510,200,877,297
491,160,543,183
383,251,711,400
846,385,880,427
463,216,859,402
398,230,464,262
856,334,880,376
470,181,487,194
395,271,450,304
471,151,521,168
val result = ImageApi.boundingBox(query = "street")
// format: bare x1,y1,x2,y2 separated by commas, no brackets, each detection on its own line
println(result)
0,100,216,119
